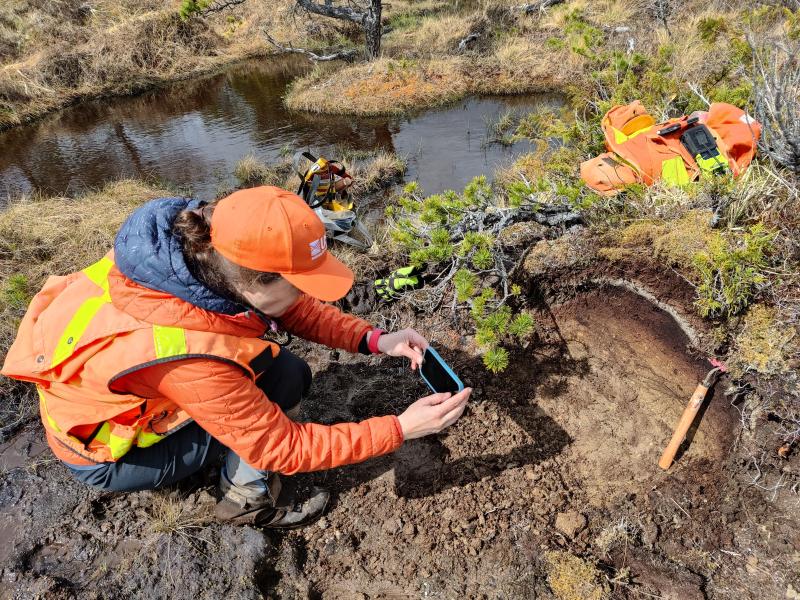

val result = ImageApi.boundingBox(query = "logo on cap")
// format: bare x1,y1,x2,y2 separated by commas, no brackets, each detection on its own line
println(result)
310,235,327,260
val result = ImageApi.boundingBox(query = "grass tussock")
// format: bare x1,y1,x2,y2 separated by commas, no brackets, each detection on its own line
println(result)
286,58,469,116
544,550,609,600
0,179,171,437
285,47,569,116
234,149,405,195
234,154,293,189
147,492,213,536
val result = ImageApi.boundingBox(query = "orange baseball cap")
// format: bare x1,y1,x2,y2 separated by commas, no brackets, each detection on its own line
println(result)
210,186,354,302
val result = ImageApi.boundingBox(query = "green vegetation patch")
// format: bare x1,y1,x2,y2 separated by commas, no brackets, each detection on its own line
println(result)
733,304,796,376
387,177,536,372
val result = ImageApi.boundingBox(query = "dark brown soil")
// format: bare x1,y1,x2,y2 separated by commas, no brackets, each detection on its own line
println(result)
1,285,798,599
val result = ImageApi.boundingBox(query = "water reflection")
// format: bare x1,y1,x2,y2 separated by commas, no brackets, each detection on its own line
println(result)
0,55,563,200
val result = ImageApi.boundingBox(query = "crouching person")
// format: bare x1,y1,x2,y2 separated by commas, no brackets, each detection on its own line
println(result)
1,186,471,528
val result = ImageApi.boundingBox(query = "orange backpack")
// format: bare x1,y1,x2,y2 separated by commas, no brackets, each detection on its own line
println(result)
580,101,761,195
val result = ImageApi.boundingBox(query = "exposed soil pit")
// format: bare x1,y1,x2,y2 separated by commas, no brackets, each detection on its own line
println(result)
537,287,733,506
267,286,738,598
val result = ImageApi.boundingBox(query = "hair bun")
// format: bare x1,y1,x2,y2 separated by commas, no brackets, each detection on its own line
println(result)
173,208,211,254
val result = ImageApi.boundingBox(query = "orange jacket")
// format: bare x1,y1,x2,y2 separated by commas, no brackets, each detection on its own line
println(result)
1,254,403,470
581,101,761,195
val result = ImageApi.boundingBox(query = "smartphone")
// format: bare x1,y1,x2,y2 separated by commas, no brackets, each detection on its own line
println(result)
420,347,465,394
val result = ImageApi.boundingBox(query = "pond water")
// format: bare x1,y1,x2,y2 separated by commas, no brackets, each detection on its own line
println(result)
0,56,564,200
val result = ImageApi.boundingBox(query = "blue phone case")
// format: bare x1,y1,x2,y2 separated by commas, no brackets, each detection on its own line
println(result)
420,346,465,393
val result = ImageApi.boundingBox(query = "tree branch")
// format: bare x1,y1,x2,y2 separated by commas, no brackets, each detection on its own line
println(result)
198,0,247,16
457,33,481,52
263,30,359,62
516,0,564,15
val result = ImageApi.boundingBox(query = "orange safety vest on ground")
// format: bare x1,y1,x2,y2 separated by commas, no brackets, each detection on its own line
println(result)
580,101,761,195
1,253,276,464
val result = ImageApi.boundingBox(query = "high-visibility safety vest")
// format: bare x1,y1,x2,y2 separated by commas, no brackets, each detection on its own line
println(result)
580,101,761,196
1,253,276,464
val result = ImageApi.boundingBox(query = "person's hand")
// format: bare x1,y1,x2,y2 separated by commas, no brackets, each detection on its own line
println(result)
397,388,472,440
376,328,429,370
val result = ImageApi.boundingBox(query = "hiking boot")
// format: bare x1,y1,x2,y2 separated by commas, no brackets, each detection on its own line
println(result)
215,474,329,529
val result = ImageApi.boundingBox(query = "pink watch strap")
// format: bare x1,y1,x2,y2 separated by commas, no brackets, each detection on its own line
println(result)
368,329,385,354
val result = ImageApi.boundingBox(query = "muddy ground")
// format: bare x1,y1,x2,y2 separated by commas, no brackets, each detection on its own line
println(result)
1,270,799,598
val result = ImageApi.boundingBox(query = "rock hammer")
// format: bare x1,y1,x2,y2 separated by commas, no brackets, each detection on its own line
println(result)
658,359,727,470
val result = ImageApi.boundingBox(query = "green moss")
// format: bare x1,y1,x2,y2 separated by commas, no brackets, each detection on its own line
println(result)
652,211,719,270
734,304,796,375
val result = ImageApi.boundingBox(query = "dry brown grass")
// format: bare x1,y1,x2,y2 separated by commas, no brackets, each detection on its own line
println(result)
0,0,312,128
147,492,213,536
384,12,477,58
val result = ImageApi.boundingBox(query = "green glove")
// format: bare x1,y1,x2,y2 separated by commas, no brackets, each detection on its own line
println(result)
375,265,424,301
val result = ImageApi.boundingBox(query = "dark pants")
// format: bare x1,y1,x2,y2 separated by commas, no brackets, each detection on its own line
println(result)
67,349,311,492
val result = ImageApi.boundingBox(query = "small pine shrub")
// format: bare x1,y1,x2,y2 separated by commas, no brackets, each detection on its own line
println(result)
697,17,727,43
483,347,510,373
179,0,210,19
388,178,537,372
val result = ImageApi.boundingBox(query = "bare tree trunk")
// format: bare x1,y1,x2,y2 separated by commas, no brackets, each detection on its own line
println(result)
296,0,382,60
363,0,382,60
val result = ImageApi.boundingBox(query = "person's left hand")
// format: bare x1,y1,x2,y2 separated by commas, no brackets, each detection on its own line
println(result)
376,328,429,370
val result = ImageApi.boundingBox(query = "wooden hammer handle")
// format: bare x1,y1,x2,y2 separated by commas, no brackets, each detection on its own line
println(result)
658,383,709,470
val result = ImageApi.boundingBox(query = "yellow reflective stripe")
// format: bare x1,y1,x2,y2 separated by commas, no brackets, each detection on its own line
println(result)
82,257,114,289
613,124,652,144
51,257,114,367
51,291,111,367
136,430,165,448
661,156,690,186
93,422,135,460
37,386,61,432
152,325,187,359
